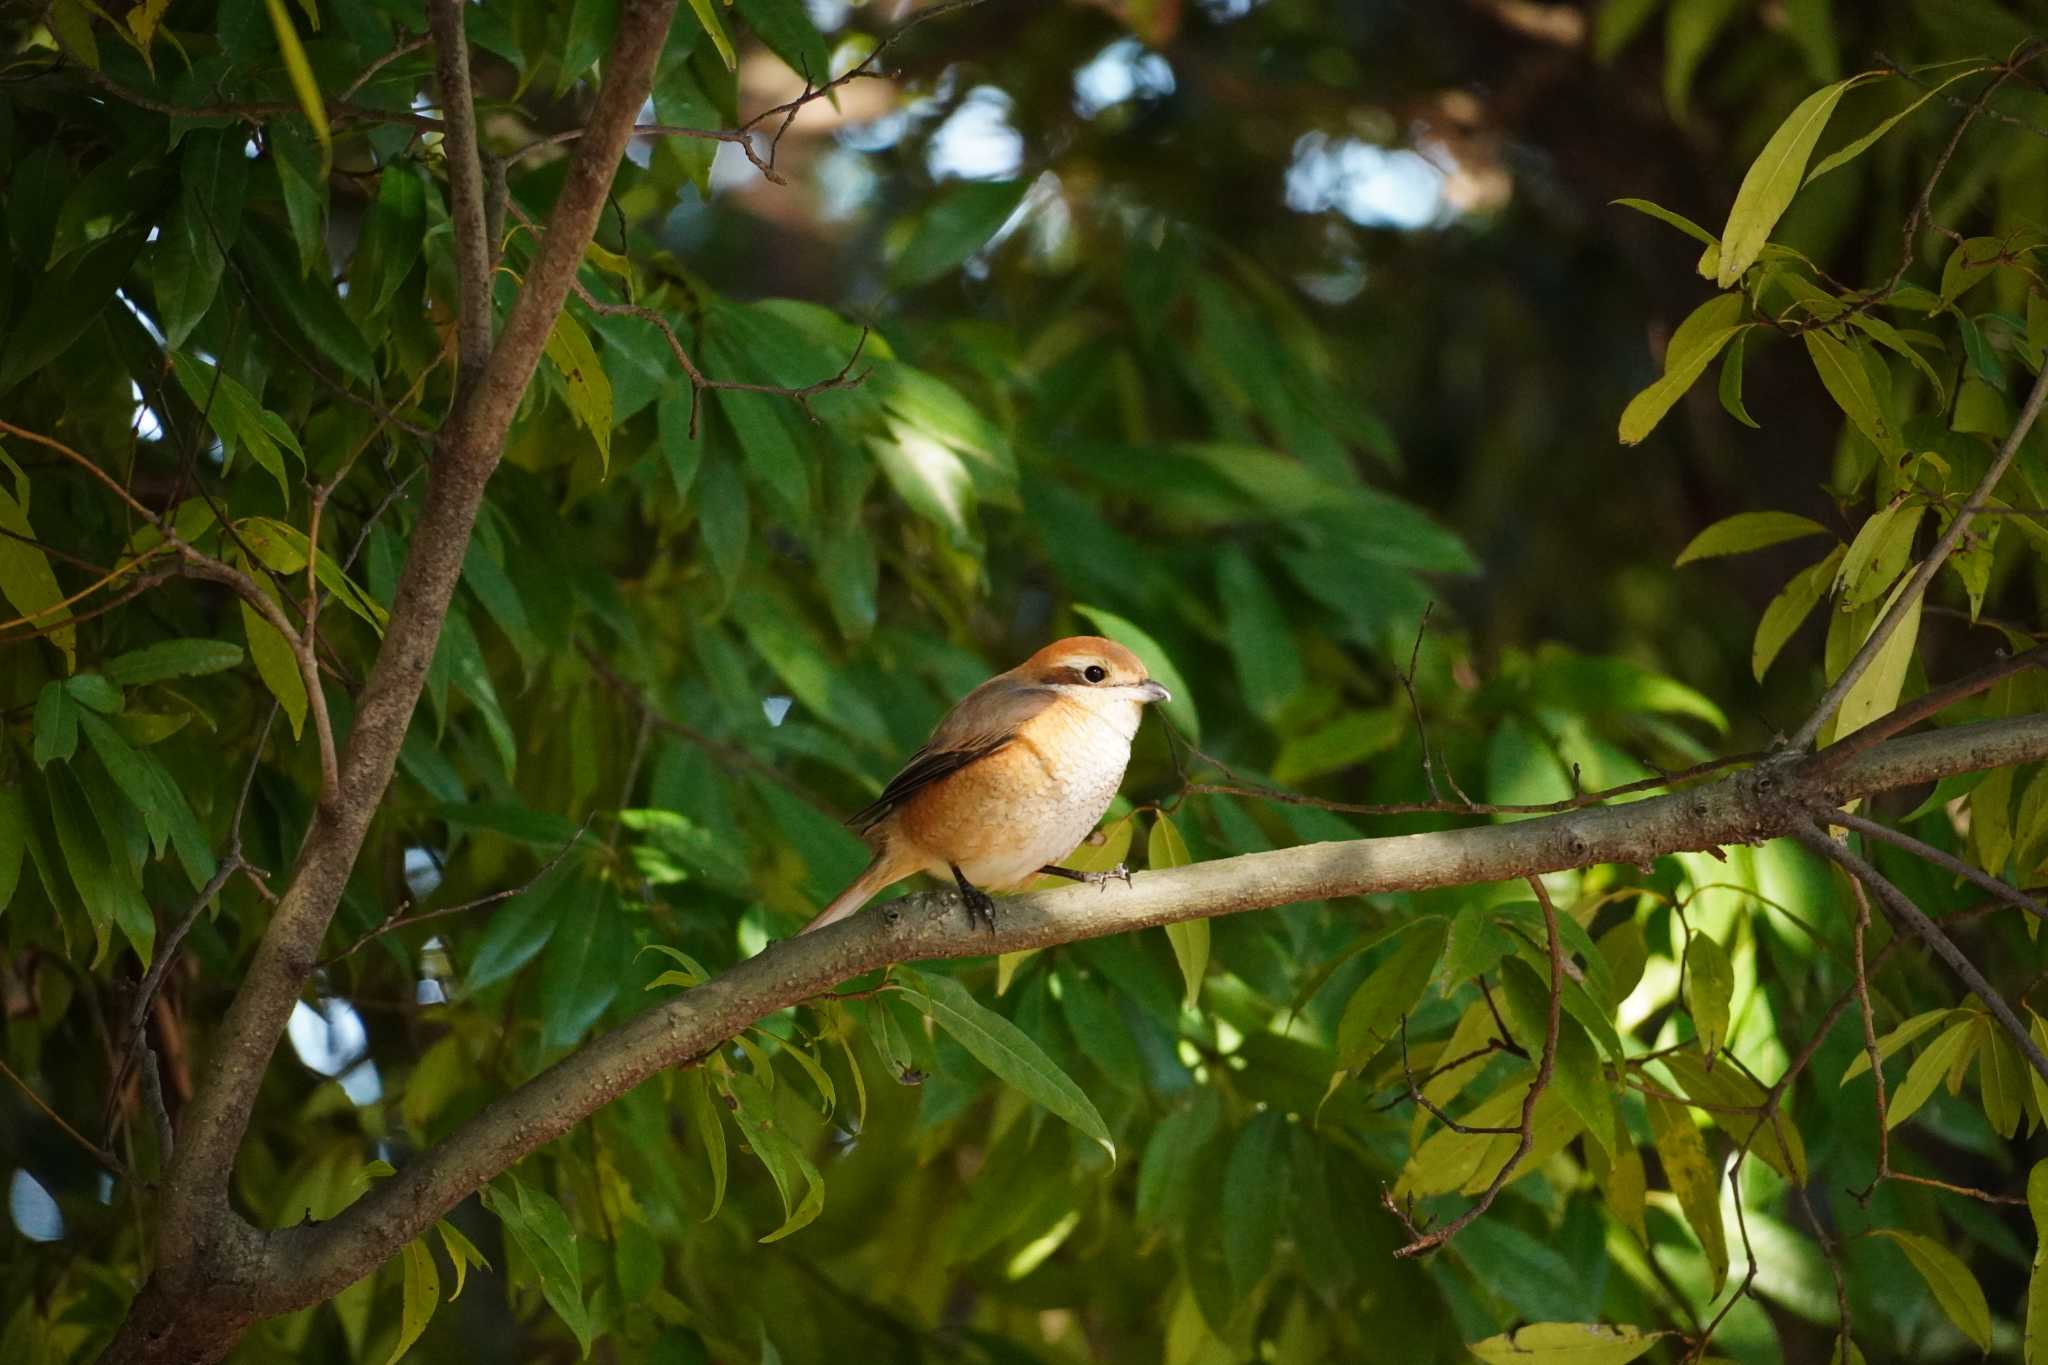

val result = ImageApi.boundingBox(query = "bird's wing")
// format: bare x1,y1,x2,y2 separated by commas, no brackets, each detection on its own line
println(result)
847,681,1058,832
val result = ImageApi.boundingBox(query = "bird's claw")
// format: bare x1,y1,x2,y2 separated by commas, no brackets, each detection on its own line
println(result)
1092,862,1133,891
960,885,997,934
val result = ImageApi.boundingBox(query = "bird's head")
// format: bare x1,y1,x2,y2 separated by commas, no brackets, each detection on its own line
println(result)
1016,636,1171,706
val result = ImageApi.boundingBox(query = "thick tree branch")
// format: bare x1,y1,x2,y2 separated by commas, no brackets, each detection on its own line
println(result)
429,0,493,397
113,3,683,1359
266,711,2048,1310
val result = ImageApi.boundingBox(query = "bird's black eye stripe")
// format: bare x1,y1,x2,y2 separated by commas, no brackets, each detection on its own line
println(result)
1083,664,1108,683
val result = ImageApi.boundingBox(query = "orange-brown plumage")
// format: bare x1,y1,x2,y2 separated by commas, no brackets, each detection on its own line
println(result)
801,637,1169,933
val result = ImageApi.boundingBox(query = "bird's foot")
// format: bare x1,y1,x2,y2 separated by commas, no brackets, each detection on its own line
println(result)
951,865,998,934
1039,862,1133,890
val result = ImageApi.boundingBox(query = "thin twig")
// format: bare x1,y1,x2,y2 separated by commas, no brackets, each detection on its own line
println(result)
1821,805,2048,924
1810,645,2048,775
1794,823,2048,1088
321,819,591,966
0,1054,125,1176
1792,357,2048,751
1388,876,1563,1257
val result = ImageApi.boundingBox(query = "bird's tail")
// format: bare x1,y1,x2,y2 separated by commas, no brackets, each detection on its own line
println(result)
801,852,906,934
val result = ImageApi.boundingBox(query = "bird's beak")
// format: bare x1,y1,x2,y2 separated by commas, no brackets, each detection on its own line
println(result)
1135,679,1171,704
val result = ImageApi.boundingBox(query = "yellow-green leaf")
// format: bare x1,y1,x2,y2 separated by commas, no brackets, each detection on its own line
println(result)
0,482,75,670
1467,1322,1666,1364
1754,546,1844,682
2025,1159,2048,1364
436,1220,489,1302
383,1237,439,1365
1647,1092,1726,1297
1718,76,1866,285
545,311,614,471
1841,1007,1955,1084
1803,329,1897,453
685,0,736,69
1830,579,1921,744
1149,814,1205,1009
1675,510,1828,565
1886,1017,1977,1130
238,579,308,740
262,0,331,175
1871,1229,1990,1351
1618,295,1748,444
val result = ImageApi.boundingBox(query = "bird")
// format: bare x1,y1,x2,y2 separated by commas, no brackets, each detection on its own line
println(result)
801,636,1171,934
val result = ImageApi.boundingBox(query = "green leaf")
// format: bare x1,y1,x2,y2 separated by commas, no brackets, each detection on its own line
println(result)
238,590,308,741
1805,68,1985,184
482,1176,591,1357
1979,1028,2024,1139
262,0,331,174
1835,503,1921,608
1221,1112,1286,1297
0,787,22,915
684,0,737,70
910,970,1114,1159
383,1238,439,1365
1646,1092,1726,1297
637,943,710,990
681,1069,728,1220
1335,916,1449,1070
2026,1160,2048,1365
33,681,79,767
546,310,614,471
1136,1088,1221,1229
440,802,584,849
892,180,1030,287
168,354,306,509
538,890,631,1048
733,0,831,91
1885,1016,1977,1129
1466,1322,1665,1364
1683,931,1733,1055
1617,295,1748,444
1754,546,1843,682
63,672,120,714
271,120,328,275
1718,77,1864,286
1148,815,1204,1008
349,163,426,319
465,862,575,991
1716,326,1759,427
1611,198,1718,246
1675,511,1828,566
0,481,74,669
102,639,245,686
239,229,374,385
1070,603,1198,743
1803,330,1897,453
1871,1230,1991,1351
1215,547,1301,721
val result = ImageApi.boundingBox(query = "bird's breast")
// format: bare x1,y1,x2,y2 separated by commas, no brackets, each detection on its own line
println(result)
895,697,1137,886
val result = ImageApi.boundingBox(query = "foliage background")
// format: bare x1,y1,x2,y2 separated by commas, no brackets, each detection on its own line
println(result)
3,0,2048,1361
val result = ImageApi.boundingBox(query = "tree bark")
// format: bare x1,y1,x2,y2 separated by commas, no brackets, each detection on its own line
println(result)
100,3,681,1361
251,714,2048,1327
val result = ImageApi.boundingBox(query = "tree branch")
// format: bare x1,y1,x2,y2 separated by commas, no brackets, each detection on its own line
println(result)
1791,361,2048,750
1792,821,2048,1088
122,0,685,1352
266,710,2048,1311
429,0,493,399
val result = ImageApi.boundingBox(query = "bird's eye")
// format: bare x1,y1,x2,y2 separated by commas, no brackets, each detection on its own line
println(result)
1083,665,1108,683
